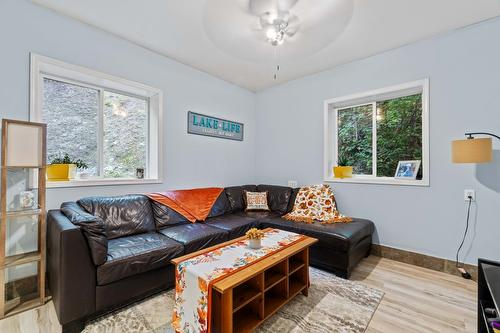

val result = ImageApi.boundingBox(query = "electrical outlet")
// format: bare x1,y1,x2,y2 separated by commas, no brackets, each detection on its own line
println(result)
464,189,475,201
288,180,298,188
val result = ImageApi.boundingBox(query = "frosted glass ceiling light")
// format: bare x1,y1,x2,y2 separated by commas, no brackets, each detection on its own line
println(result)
259,10,300,47
266,27,277,40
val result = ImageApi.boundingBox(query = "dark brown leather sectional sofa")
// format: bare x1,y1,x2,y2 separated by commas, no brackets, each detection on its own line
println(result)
47,185,374,332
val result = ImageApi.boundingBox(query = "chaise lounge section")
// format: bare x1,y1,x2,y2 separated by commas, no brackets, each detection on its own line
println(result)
47,184,374,332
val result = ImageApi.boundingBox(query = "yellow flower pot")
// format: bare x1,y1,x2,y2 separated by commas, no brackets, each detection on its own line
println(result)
47,164,76,181
333,166,353,179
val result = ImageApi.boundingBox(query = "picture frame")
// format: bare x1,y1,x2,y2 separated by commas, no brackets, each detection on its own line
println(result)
394,160,421,179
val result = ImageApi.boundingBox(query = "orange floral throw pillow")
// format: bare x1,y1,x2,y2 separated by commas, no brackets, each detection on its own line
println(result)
283,184,352,224
244,191,270,211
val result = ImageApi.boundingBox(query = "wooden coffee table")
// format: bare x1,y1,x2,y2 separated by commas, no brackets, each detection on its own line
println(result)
173,228,318,333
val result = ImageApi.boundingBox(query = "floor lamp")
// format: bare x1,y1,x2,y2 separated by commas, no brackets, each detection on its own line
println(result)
452,132,499,279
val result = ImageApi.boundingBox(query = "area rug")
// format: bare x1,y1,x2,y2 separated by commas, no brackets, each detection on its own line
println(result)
83,268,384,333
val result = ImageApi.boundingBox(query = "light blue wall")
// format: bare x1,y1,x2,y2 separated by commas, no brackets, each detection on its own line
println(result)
255,17,500,264
0,0,256,210
3,0,500,267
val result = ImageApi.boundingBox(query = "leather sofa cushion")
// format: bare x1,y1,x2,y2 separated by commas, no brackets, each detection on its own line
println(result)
259,217,374,252
97,233,183,285
151,200,190,229
208,192,231,218
257,185,292,214
60,202,108,266
224,185,257,212
237,211,282,221
159,223,229,254
205,214,259,238
79,195,156,239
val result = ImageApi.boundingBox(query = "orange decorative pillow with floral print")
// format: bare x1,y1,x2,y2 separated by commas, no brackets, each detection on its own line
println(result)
283,184,351,224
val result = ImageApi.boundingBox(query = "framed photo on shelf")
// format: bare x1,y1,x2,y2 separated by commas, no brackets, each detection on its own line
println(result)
394,160,421,180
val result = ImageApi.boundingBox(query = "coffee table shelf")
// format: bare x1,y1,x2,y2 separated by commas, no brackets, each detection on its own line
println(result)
289,261,305,275
264,260,287,290
211,233,317,333
233,300,262,332
233,288,262,313
264,294,287,318
289,278,307,298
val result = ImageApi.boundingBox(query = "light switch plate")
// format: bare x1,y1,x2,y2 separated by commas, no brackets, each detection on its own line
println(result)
288,180,298,188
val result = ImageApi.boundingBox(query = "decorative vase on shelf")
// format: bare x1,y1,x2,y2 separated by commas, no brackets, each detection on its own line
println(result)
249,238,262,249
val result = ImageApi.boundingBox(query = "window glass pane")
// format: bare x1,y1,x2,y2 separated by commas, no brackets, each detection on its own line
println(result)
337,104,373,175
42,78,99,176
376,94,422,177
103,91,148,178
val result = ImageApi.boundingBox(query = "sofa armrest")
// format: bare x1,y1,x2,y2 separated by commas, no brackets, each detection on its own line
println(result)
60,202,108,265
47,210,96,325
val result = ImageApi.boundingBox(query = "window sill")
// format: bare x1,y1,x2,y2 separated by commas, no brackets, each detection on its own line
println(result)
46,178,162,188
324,176,429,187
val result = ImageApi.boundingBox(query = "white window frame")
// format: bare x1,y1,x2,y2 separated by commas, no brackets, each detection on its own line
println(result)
324,79,429,186
30,53,163,188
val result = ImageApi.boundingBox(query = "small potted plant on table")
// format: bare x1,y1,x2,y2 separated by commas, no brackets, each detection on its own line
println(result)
333,155,353,179
47,153,88,181
246,228,264,249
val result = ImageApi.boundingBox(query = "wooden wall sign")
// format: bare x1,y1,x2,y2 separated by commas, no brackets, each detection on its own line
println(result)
187,111,244,141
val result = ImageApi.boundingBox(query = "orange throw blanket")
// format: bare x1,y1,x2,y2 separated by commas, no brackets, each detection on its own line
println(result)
147,187,223,223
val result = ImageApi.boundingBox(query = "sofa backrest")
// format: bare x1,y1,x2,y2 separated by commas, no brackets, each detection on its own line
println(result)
208,191,232,217
257,184,293,214
224,184,293,214
150,200,190,229
78,194,155,239
224,185,257,212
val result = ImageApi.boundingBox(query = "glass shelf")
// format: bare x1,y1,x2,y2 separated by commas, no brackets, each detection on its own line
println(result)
5,214,39,258
4,252,41,268
4,168,39,213
4,261,40,315
4,209,41,217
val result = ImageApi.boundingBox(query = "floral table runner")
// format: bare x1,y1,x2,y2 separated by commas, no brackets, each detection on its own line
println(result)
172,229,305,333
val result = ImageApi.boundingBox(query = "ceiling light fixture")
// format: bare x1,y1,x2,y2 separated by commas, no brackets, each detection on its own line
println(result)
259,11,299,47
250,0,301,80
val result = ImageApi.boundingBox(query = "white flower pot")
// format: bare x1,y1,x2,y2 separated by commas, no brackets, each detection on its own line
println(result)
249,239,262,249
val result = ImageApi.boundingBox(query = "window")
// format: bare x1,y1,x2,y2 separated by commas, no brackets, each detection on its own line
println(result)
324,80,429,185
30,54,162,187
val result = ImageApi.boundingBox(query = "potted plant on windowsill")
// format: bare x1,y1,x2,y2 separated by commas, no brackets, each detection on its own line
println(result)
47,153,88,181
333,156,353,179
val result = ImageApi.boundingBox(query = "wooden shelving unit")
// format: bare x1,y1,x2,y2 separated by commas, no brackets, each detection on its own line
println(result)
0,119,47,319
212,245,311,333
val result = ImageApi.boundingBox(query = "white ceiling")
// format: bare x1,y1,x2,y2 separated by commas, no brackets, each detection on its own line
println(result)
31,0,500,91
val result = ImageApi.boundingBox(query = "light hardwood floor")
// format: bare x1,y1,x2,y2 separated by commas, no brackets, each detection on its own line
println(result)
353,256,476,333
0,256,477,333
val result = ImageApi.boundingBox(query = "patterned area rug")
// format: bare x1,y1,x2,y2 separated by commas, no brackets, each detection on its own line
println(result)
83,268,384,333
